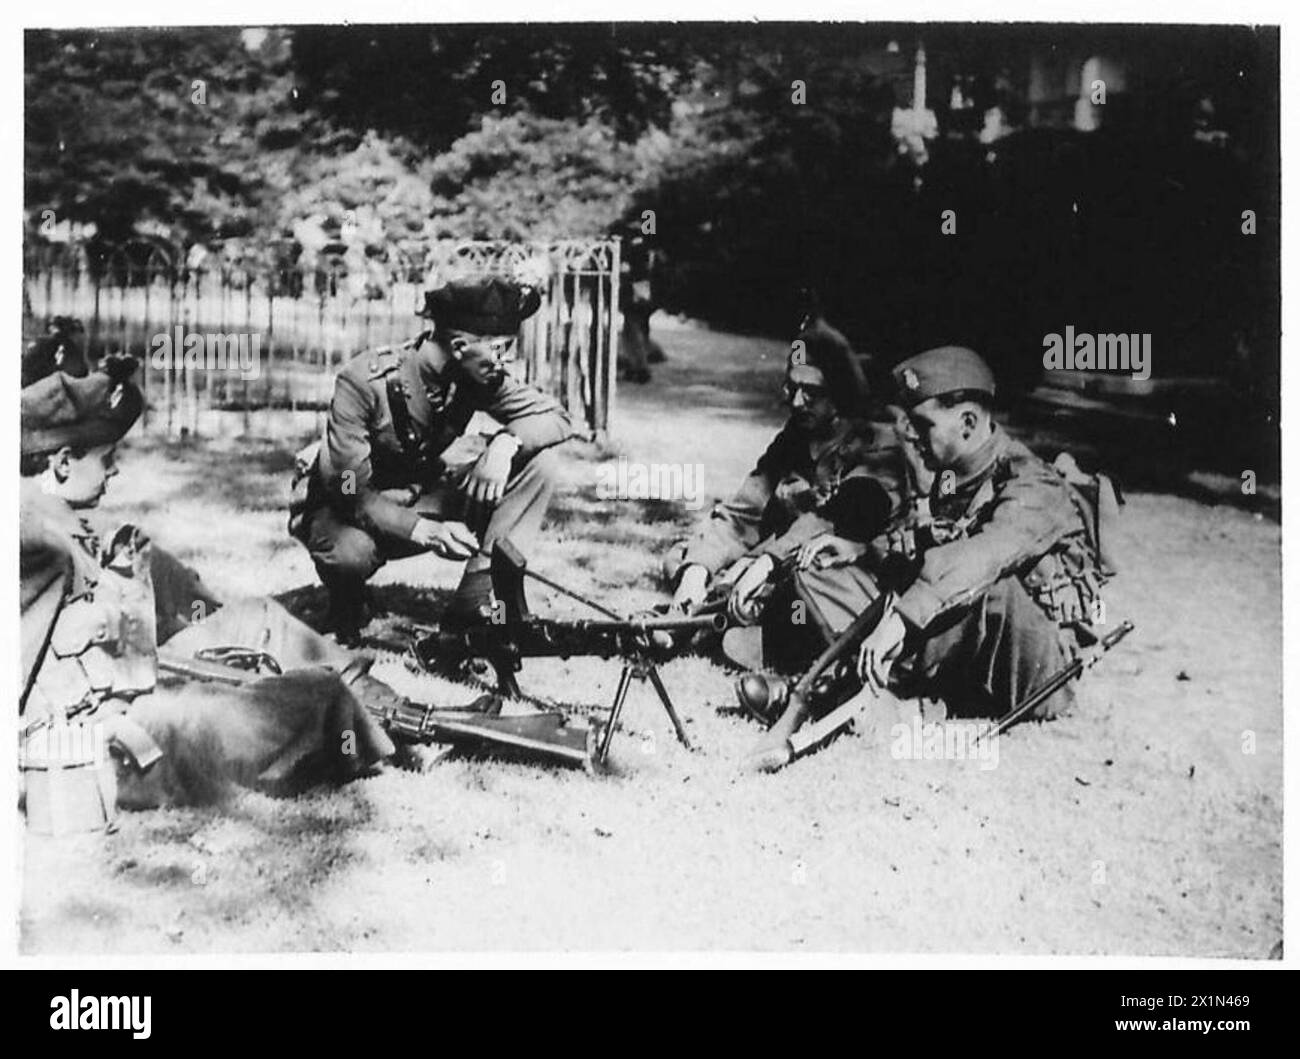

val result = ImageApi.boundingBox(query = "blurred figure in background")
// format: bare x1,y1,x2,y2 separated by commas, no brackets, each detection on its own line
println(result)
617,232,662,383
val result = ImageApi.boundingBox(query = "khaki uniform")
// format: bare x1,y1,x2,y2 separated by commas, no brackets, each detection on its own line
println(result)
797,427,1105,719
669,417,904,577
294,335,571,618
666,417,907,669
21,482,393,806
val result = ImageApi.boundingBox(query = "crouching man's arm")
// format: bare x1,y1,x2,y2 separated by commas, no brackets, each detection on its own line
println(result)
481,376,574,456
319,372,422,541
895,463,1082,635
668,435,793,611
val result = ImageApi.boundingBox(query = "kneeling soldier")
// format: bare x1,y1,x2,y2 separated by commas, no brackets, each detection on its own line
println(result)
291,277,572,641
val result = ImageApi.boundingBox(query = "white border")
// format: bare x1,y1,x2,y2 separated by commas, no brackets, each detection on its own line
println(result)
3,2,1293,972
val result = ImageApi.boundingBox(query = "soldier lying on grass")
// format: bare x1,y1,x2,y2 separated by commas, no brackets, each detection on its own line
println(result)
20,358,407,810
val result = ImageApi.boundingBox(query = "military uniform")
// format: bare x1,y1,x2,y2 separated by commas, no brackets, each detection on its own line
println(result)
667,314,907,668
20,365,394,809
293,280,571,629
797,346,1107,720
669,417,902,579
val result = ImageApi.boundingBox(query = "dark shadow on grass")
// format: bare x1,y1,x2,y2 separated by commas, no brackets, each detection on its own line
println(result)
275,581,457,633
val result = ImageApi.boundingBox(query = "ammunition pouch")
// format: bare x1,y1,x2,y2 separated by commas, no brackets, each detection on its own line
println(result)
27,525,158,722
1021,540,1107,629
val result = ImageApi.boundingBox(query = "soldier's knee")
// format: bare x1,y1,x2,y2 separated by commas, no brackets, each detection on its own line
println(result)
519,446,560,487
791,564,879,638
789,565,827,602
793,563,877,604
661,541,689,585
983,578,1060,656
312,526,382,582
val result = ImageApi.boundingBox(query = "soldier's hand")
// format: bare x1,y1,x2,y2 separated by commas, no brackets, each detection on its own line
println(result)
463,435,517,505
797,533,866,571
411,518,479,560
890,403,934,494
774,476,814,508
856,611,907,694
728,553,776,625
671,564,710,613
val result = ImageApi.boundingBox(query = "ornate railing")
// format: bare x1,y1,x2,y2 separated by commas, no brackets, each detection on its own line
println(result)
22,237,622,440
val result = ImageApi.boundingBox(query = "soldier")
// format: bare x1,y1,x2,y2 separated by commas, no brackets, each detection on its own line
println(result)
291,277,572,641
617,232,660,383
751,345,1108,766
20,359,399,809
665,313,907,671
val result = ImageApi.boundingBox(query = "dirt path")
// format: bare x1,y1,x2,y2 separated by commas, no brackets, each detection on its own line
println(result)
21,320,1282,955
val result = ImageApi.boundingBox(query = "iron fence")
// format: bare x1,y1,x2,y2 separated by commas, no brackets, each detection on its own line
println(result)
23,237,621,441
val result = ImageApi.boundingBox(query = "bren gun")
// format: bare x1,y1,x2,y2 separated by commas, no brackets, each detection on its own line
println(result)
408,539,725,766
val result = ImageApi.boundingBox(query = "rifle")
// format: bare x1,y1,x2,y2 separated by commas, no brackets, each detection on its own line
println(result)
158,646,598,770
752,616,1136,772
409,539,725,766
973,620,1134,745
742,591,892,771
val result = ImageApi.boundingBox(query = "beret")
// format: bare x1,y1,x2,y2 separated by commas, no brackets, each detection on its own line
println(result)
891,345,996,408
791,314,867,415
419,277,542,335
21,355,143,457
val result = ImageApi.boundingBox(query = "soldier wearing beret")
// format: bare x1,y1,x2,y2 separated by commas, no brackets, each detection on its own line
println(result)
754,345,1107,761
291,276,573,641
665,312,908,671
20,360,399,810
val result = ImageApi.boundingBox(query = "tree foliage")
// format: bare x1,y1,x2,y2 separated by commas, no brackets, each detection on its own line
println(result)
25,23,1276,382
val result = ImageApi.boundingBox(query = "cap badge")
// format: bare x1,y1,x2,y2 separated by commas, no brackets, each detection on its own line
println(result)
902,368,920,391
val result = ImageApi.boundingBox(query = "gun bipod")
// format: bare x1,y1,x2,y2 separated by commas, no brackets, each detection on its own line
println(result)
597,659,694,767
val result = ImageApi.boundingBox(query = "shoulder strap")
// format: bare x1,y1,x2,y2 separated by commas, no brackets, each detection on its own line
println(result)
364,346,402,380
385,373,428,467
952,478,998,536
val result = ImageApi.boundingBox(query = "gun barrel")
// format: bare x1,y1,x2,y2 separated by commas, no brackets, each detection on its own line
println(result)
794,592,890,697
582,614,727,635
982,620,1134,741
415,612,725,672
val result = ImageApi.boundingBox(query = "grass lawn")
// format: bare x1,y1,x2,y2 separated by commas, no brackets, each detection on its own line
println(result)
20,318,1282,955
